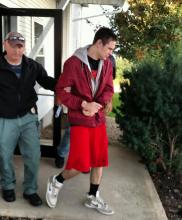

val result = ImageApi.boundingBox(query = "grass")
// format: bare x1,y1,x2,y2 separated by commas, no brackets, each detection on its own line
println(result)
108,93,120,117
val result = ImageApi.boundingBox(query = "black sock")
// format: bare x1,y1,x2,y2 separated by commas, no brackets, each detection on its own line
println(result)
56,173,65,183
88,183,99,197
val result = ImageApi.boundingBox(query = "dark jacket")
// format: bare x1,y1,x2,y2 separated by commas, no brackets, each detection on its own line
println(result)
0,53,56,118
56,45,114,127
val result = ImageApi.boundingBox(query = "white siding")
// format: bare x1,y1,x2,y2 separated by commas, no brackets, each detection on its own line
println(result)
18,16,32,55
0,0,57,124
62,3,83,64
71,4,82,52
62,3,72,64
0,0,56,8
0,0,57,56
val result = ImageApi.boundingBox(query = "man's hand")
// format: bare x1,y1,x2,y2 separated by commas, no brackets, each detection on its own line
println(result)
104,100,112,115
64,87,71,93
81,101,102,117
56,87,71,105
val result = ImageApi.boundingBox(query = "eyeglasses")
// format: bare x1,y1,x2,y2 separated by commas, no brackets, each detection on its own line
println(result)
7,36,25,42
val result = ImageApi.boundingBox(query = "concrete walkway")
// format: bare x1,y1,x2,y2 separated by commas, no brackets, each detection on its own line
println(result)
0,144,168,220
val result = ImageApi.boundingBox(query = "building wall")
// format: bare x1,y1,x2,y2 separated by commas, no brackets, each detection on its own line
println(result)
61,3,86,64
61,3,72,66
60,3,86,66
0,0,57,128
0,0,56,56
71,4,82,53
0,0,56,8
0,0,94,68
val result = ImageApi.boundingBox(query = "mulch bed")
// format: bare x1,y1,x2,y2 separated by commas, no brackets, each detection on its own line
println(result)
151,172,182,220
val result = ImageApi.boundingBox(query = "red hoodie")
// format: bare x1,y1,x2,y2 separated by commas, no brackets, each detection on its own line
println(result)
56,52,114,127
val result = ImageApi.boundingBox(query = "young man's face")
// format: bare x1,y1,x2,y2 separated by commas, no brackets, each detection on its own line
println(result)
3,40,25,63
97,40,116,60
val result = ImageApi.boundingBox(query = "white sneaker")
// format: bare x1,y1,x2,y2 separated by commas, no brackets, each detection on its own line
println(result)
46,175,63,208
84,191,114,215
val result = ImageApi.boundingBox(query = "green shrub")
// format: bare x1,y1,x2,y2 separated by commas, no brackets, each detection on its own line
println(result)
109,93,120,117
116,42,182,173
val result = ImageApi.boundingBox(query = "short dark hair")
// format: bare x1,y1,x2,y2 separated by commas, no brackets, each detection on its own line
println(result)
93,27,117,45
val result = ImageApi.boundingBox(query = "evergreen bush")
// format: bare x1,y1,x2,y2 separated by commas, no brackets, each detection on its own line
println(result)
115,42,182,173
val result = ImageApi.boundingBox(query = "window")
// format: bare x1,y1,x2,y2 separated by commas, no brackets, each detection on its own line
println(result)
34,22,45,66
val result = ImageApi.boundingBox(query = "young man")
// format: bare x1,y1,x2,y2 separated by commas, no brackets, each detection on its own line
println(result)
0,32,56,206
46,27,117,215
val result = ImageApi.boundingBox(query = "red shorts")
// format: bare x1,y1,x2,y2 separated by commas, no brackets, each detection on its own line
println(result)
65,124,108,172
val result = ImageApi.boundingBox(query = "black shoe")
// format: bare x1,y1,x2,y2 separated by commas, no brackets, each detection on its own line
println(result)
23,193,42,206
55,156,65,168
2,189,16,202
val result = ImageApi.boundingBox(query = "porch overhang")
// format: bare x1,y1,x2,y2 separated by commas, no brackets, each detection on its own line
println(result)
58,0,127,11
70,0,126,7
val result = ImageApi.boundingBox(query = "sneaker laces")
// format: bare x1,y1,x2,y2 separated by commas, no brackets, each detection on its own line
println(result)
51,178,61,198
95,192,108,209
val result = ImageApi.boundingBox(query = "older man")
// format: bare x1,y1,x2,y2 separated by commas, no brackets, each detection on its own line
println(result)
0,32,56,206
